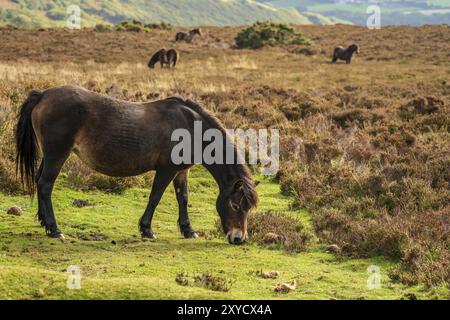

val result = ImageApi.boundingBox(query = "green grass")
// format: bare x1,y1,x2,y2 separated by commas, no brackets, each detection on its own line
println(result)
0,166,448,299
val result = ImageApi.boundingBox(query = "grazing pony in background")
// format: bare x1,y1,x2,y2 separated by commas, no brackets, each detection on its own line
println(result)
16,86,258,244
148,48,179,68
175,28,202,43
332,44,359,64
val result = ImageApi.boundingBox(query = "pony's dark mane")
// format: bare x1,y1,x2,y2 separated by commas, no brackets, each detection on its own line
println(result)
166,97,258,209
165,97,226,134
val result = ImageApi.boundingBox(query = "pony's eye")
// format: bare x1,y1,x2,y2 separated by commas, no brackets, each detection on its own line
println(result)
229,201,240,211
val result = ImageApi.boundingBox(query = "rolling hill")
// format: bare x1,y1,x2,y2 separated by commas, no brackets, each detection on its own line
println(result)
0,1,448,29
0,0,342,27
264,0,450,26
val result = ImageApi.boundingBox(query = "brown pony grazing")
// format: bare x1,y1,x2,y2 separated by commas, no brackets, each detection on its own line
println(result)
16,86,258,244
148,48,167,69
332,44,359,64
148,48,179,69
175,28,202,43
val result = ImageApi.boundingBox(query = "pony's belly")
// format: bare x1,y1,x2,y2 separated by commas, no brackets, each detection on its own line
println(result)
73,143,158,177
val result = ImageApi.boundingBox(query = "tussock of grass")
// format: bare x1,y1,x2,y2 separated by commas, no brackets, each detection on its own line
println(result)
176,272,232,292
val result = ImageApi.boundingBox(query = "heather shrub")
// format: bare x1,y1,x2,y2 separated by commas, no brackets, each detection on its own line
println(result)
277,84,450,286
0,101,23,194
246,211,311,252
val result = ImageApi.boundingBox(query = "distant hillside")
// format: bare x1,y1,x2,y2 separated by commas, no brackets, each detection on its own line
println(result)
0,0,340,27
264,0,450,26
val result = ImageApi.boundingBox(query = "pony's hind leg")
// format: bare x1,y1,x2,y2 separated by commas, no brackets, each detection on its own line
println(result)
35,161,45,227
173,170,198,239
139,168,178,239
37,152,70,239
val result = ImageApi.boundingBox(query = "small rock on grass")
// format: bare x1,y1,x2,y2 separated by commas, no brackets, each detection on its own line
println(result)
274,280,297,293
36,289,45,298
7,205,22,216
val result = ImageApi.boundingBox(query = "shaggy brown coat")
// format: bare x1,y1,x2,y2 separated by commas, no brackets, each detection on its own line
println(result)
15,86,258,244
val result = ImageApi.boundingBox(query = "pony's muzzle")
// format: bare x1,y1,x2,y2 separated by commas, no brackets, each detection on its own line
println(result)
227,228,247,245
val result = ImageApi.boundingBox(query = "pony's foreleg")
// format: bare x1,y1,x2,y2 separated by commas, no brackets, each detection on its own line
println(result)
37,152,70,239
173,170,198,239
139,168,178,239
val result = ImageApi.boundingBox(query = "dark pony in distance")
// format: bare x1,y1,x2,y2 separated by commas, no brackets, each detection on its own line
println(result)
175,28,202,43
16,86,258,244
148,48,179,69
332,44,359,64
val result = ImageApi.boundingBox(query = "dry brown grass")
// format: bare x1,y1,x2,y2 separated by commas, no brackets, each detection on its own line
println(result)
0,25,448,286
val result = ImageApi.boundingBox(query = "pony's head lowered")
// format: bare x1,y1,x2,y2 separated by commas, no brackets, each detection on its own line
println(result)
148,49,166,69
177,98,259,245
217,176,259,244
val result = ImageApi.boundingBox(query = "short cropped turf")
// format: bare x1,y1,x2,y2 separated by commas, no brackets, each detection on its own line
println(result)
0,167,448,300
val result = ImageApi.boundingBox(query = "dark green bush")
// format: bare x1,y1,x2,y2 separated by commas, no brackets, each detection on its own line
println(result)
235,21,311,49
114,20,172,32
115,20,150,32
144,22,173,30
94,24,113,32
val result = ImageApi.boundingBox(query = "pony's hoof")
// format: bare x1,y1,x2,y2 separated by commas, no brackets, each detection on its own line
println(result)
141,230,157,240
48,230,65,240
183,230,199,239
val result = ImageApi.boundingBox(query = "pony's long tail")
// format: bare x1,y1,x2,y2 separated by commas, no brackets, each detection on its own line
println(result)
15,90,42,196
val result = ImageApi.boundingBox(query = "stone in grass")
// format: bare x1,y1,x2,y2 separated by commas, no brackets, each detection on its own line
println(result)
36,289,45,298
7,205,22,216
274,280,297,293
